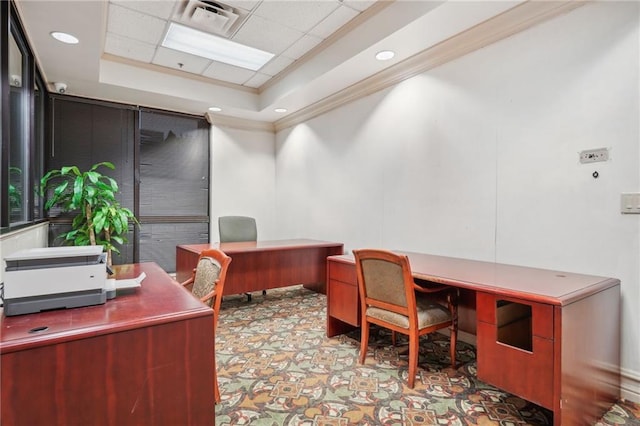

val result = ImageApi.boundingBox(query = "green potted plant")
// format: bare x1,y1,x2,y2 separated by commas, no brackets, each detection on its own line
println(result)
39,161,139,266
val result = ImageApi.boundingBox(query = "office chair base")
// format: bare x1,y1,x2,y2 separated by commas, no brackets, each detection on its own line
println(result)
245,290,267,302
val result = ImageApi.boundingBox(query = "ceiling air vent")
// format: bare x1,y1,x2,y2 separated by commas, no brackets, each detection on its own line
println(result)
179,0,241,36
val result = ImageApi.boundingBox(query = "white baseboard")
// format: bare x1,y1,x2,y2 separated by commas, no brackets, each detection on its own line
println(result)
621,367,640,403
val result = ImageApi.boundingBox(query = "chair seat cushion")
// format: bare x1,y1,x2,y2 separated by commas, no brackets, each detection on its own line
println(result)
367,298,451,329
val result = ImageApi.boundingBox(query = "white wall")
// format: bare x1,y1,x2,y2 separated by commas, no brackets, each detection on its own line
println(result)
0,222,49,283
272,2,639,400
210,125,276,241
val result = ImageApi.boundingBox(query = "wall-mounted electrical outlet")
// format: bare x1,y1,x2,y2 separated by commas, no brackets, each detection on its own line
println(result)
621,193,640,214
579,147,609,164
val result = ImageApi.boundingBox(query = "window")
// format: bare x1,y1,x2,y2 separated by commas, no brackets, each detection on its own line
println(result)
1,1,44,231
138,109,210,272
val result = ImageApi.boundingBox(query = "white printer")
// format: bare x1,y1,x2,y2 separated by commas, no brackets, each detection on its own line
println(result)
3,245,108,316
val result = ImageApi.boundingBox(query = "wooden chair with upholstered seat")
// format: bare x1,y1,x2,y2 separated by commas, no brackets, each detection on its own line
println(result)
180,248,231,404
353,248,457,388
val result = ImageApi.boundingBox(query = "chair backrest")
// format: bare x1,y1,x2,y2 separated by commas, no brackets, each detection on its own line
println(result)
218,216,257,243
192,248,231,317
353,249,417,317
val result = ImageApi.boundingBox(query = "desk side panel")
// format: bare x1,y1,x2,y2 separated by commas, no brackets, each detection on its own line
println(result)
326,257,360,337
176,246,201,283
1,315,214,426
559,284,620,425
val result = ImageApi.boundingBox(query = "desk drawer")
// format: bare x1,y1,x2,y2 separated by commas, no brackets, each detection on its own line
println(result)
328,260,357,285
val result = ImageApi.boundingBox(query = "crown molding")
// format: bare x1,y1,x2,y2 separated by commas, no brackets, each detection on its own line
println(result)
206,112,275,132
259,1,395,95
274,1,585,132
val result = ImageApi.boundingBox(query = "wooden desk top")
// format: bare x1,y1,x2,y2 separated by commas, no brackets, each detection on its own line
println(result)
330,252,619,306
178,239,344,254
0,262,212,354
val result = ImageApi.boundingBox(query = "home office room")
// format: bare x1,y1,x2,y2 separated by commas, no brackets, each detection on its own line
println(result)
1,0,639,425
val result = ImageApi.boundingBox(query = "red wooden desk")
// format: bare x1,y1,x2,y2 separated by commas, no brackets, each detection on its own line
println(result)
326,252,620,426
176,239,344,296
1,262,214,426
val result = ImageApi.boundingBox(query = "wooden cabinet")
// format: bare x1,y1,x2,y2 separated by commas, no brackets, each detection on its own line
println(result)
476,293,554,409
1,262,215,426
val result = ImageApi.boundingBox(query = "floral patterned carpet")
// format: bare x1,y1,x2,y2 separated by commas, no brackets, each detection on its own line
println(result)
214,286,640,426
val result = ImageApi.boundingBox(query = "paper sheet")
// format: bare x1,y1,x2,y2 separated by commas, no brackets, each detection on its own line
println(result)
115,272,146,290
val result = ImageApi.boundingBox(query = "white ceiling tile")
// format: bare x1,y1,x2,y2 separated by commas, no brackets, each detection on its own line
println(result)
202,62,256,85
340,0,376,12
104,33,157,63
243,72,271,88
152,46,211,74
233,14,303,55
281,34,323,60
260,55,294,76
252,1,340,32
101,0,375,90
108,4,168,45
221,0,261,13
309,5,359,39
109,1,176,20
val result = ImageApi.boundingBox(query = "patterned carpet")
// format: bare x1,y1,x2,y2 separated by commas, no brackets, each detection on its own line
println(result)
214,286,640,426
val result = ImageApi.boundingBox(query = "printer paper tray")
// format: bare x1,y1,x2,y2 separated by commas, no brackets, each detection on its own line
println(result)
3,289,106,316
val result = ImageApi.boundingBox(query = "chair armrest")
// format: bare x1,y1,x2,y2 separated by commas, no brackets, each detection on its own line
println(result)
179,267,197,289
180,276,194,287
199,280,220,305
413,282,451,294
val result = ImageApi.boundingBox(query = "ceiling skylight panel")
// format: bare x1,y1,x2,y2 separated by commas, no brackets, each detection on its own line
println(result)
162,22,275,71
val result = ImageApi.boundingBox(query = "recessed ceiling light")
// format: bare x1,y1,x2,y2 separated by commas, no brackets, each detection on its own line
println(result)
50,31,79,45
163,22,274,71
274,108,287,113
375,50,395,61
208,106,222,112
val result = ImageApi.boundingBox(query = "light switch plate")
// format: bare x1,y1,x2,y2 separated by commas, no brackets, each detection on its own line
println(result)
580,147,609,164
621,193,640,214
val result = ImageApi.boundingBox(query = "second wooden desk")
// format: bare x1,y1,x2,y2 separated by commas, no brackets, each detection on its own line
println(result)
177,239,344,296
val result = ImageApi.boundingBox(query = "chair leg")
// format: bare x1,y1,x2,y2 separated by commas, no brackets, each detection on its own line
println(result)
246,292,251,302
213,353,221,404
359,320,370,365
450,323,458,369
391,331,397,346
407,331,419,388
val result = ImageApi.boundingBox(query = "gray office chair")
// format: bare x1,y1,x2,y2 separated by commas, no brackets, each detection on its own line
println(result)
218,215,261,301
218,216,257,243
